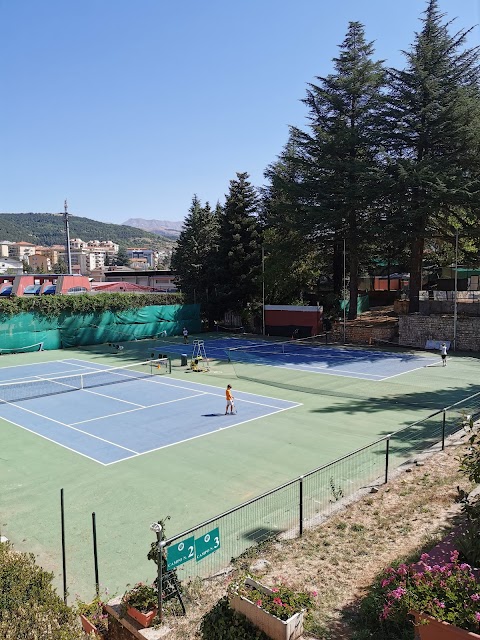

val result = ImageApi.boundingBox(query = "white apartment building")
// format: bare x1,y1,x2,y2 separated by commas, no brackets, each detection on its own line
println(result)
0,241,12,258
70,251,98,273
8,241,36,261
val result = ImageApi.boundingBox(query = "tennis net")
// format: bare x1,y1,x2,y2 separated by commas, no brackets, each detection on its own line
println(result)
0,342,44,355
0,358,170,404
227,334,329,358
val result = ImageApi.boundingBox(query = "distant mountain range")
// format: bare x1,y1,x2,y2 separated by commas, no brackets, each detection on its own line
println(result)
123,218,184,239
0,213,176,251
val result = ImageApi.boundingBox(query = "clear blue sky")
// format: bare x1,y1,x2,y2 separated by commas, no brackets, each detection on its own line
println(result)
1,0,478,224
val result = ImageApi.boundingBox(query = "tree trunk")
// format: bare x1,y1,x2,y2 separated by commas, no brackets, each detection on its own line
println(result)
408,236,424,313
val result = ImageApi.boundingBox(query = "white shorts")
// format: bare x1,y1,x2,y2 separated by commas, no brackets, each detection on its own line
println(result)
226,400,234,407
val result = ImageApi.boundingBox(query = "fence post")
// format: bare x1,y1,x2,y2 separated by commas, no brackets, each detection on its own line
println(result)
299,476,304,537
384,438,390,484
442,409,446,451
60,488,67,604
92,513,99,596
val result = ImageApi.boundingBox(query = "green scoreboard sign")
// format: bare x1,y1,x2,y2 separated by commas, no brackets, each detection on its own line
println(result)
166,528,221,570
166,536,195,570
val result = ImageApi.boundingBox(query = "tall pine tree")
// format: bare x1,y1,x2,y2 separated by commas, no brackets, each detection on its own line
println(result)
272,22,388,318
387,0,480,312
215,172,262,318
171,195,219,317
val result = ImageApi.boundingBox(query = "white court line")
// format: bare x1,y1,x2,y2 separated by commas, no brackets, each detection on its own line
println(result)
0,416,111,466
380,361,438,380
0,399,139,454
0,358,73,372
244,360,385,380
80,388,145,407
105,404,299,466
70,392,207,425
125,375,302,409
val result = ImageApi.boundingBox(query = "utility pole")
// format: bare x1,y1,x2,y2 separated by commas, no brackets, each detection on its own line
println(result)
64,200,72,275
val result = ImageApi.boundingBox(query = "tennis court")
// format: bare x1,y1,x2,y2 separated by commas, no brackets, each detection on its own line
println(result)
1,335,478,601
0,357,299,464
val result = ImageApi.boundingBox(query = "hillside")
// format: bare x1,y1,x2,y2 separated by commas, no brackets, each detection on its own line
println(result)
0,213,176,250
123,218,184,239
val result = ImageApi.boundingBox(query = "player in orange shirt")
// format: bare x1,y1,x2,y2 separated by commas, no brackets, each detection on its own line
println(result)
225,384,235,414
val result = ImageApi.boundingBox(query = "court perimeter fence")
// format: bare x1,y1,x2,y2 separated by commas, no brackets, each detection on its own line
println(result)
160,390,480,592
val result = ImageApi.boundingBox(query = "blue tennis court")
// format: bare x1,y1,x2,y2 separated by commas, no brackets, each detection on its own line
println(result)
154,336,439,380
0,358,300,465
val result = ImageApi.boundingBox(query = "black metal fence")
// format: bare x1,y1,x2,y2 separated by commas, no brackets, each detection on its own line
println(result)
163,391,480,585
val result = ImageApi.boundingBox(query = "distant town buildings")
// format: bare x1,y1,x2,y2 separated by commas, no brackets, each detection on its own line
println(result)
0,235,170,278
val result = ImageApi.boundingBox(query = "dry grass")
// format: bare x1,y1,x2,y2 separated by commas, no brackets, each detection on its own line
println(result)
161,435,472,640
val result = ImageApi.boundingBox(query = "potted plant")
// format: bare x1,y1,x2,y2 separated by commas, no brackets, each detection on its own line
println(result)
121,582,158,628
228,575,315,640
376,551,480,638
76,594,109,637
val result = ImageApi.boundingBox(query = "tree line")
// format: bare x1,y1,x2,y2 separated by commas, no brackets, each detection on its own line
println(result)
172,0,480,324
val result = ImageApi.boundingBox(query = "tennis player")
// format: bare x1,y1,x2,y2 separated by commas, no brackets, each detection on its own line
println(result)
225,384,235,414
440,342,448,366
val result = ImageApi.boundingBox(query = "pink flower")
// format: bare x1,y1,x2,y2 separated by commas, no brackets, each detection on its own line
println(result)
460,563,471,570
272,588,279,593
381,578,392,588
433,599,445,608
475,612,480,622
311,591,318,597
450,550,459,562
381,604,391,620
471,594,480,601
420,553,430,562
397,564,408,576
390,587,406,600
273,597,283,605
255,599,262,607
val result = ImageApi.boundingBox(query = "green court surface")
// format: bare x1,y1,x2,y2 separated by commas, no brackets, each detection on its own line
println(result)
0,336,478,600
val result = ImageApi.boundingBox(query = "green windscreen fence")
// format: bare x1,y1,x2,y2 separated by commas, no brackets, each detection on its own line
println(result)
0,305,201,352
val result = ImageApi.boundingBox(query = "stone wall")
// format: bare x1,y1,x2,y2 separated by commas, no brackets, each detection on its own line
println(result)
399,315,480,351
331,321,397,345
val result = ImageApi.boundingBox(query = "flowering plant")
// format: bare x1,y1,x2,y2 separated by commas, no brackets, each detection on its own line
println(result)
229,576,315,621
121,582,157,614
377,551,480,633
76,594,109,635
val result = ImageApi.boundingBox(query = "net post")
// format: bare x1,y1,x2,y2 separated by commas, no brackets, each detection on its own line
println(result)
80,374,84,390
442,409,446,451
299,475,304,536
92,512,99,597
384,437,390,484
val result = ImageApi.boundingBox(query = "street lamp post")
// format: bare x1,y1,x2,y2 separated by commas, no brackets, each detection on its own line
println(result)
150,522,165,623
262,246,265,336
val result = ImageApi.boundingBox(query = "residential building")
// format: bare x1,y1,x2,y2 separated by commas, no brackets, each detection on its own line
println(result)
0,241,12,258
29,254,52,272
0,259,23,274
102,269,177,291
8,241,36,261
127,248,155,268
70,251,98,274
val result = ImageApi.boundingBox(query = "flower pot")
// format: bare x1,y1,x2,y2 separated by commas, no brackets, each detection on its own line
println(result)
231,578,304,640
79,613,103,638
412,612,480,640
126,605,157,628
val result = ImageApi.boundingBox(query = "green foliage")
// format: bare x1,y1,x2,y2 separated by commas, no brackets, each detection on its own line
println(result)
0,541,84,640
121,582,157,614
171,196,220,322
76,593,109,634
215,172,262,315
200,596,270,640
0,212,174,253
0,292,182,318
456,428,480,566
358,553,480,634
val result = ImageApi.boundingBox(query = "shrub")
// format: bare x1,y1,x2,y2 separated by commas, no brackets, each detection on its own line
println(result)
200,596,270,640
0,541,84,639
121,582,157,614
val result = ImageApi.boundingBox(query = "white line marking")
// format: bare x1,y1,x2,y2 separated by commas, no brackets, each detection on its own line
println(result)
0,358,72,372
104,404,299,466
80,388,145,407
380,362,438,380
70,393,207,425
0,401,139,453
0,416,110,466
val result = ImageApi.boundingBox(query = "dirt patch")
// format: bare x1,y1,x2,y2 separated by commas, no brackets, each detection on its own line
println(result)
161,434,473,639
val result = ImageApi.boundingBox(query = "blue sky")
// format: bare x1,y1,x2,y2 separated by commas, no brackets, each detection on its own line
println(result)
1,0,479,224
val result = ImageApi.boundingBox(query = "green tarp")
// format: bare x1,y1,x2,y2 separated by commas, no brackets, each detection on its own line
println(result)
0,305,201,352
340,294,370,314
